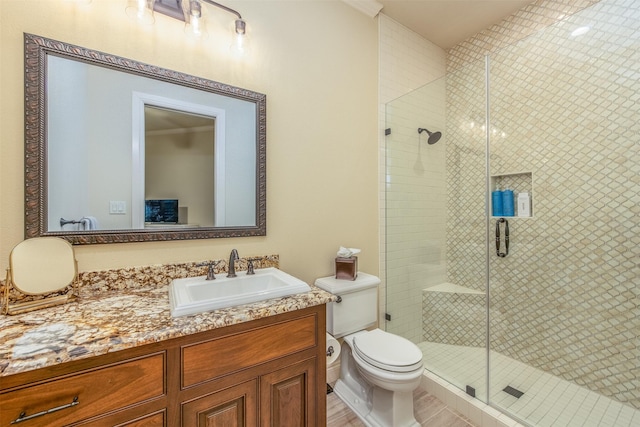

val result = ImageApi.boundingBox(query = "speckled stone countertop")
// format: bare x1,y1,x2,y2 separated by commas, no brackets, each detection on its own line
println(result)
0,257,336,378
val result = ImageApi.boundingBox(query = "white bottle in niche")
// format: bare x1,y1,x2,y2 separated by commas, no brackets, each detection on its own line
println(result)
517,192,531,217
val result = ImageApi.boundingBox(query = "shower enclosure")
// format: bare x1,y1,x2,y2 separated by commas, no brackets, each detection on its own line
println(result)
384,1,639,426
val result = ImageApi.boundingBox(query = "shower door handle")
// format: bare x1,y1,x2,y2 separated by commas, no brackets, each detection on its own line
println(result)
495,218,509,257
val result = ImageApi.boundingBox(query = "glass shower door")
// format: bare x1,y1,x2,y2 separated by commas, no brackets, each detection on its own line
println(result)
384,57,490,401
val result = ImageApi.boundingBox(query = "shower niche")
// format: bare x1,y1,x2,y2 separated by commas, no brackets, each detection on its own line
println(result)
490,171,533,218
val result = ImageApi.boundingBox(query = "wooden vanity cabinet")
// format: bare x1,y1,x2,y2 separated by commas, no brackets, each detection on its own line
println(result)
0,304,327,427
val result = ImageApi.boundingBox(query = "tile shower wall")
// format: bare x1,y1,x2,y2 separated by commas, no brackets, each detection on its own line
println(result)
422,290,485,348
447,0,601,72
379,15,446,342
446,0,639,410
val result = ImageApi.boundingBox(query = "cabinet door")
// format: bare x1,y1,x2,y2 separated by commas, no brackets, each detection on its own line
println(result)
182,380,257,427
260,358,316,427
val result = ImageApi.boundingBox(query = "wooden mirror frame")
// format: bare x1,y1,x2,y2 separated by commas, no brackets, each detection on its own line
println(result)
24,33,266,245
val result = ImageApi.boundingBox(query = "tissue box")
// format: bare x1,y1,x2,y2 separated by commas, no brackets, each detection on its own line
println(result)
335,257,357,280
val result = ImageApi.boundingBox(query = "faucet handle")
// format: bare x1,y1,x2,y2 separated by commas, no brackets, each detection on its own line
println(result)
245,257,263,275
206,262,216,280
246,258,257,275
196,260,220,280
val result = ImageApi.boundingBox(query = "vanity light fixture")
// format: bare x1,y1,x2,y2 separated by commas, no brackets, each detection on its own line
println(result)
127,0,248,52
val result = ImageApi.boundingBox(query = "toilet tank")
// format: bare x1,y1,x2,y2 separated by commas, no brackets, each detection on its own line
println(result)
314,272,381,338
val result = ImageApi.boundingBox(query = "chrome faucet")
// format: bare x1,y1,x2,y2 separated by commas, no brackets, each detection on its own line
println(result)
227,249,239,277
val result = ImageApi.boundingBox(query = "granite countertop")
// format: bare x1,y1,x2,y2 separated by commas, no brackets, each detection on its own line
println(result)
0,283,336,378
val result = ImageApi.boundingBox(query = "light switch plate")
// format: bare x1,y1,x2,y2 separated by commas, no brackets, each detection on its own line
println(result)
109,201,127,214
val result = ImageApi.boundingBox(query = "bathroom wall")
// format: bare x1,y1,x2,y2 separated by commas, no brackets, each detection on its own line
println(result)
47,56,91,231
145,128,215,227
446,0,639,409
0,0,379,284
378,14,446,341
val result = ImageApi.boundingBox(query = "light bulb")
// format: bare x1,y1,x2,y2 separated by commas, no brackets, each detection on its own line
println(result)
125,0,154,25
230,19,250,55
185,16,208,39
184,0,208,39
231,34,248,53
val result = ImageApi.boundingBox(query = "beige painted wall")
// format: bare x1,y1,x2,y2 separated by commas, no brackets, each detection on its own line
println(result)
0,0,379,284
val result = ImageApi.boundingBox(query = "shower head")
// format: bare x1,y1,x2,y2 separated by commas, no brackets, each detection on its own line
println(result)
418,128,442,145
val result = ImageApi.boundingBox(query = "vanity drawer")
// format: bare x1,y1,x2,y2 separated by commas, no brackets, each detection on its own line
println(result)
0,352,165,426
182,314,317,388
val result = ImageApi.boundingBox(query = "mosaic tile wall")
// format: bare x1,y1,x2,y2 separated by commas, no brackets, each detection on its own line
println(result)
445,0,639,409
447,0,601,72
422,290,485,347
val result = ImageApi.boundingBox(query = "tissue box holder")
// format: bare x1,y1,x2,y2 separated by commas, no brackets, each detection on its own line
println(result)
335,257,357,280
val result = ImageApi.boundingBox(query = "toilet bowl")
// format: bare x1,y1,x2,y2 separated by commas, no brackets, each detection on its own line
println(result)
334,329,423,427
315,273,424,427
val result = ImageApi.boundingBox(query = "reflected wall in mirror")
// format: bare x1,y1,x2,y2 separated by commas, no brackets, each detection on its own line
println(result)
144,106,216,228
24,34,266,244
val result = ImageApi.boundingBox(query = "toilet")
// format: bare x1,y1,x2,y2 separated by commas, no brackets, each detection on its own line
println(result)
315,273,424,427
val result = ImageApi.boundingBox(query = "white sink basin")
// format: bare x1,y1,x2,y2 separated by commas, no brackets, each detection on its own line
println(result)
169,267,311,317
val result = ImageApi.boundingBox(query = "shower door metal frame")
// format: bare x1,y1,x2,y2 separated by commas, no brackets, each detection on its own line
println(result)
483,54,492,409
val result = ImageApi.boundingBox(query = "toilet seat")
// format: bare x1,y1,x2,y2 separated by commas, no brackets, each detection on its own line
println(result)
353,329,423,373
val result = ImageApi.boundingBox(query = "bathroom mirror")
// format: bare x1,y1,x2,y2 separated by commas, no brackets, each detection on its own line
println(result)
24,34,266,244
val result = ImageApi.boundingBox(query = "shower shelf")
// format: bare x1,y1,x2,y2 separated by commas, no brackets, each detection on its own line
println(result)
490,171,533,218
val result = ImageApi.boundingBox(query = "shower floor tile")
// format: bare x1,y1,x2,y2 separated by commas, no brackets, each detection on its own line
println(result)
418,341,639,427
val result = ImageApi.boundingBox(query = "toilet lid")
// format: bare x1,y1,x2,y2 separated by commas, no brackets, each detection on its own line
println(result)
353,329,423,373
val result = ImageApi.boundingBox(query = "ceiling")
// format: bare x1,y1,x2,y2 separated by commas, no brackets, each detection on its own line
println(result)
145,106,214,133
377,0,535,49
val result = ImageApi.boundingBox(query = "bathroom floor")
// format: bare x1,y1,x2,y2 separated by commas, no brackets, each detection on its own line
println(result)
327,385,477,427
419,341,640,427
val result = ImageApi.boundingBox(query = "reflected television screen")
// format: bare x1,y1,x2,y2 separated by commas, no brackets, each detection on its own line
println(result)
145,199,178,223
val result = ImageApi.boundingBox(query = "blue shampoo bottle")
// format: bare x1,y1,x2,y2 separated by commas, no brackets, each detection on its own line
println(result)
492,188,504,216
502,189,514,216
